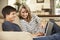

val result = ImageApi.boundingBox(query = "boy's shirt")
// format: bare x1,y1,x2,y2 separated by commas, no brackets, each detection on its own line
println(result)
2,21,22,31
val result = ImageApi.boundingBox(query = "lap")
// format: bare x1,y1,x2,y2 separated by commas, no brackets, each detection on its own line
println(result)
33,33,60,40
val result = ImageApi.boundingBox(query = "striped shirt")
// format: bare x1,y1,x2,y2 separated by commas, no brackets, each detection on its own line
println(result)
20,14,44,34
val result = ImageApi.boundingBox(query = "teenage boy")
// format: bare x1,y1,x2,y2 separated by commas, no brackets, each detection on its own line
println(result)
2,6,22,31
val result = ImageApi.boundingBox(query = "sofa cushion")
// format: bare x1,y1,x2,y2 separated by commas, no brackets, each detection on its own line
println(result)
0,32,33,40
0,19,4,31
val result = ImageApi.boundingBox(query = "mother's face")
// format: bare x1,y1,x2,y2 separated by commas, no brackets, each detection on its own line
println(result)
20,8,28,19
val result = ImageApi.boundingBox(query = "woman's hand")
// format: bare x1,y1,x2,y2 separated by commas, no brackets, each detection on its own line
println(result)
32,32,45,37
36,32,44,36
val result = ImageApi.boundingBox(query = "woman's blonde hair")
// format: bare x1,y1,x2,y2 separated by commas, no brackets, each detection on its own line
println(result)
19,4,32,22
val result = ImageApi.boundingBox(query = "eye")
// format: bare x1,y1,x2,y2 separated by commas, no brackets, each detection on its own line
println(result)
12,13,15,15
22,12,25,13
22,11,28,13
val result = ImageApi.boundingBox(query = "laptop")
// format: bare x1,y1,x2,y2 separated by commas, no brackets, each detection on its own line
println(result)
45,21,54,36
33,21,54,38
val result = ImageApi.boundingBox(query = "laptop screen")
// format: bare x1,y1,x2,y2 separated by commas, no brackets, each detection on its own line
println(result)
45,21,53,36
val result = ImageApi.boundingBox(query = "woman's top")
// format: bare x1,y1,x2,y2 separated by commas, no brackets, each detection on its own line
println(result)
20,14,44,34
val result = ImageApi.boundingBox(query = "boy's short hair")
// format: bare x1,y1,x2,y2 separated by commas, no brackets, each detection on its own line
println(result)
2,6,17,18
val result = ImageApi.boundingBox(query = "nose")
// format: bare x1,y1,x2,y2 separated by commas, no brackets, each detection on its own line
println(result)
24,13,28,15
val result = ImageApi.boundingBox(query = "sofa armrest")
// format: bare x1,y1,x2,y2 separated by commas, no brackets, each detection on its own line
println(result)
0,32,33,40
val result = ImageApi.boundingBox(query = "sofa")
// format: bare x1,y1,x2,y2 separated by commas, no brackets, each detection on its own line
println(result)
0,15,33,40
0,32,33,40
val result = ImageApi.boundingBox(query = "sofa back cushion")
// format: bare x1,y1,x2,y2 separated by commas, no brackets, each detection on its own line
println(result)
0,19,4,31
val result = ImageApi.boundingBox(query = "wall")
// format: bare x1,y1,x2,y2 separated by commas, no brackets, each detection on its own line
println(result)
25,0,50,15
0,0,51,17
26,0,50,11
0,0,8,18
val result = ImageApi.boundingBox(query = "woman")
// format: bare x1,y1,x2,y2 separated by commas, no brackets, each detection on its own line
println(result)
18,4,44,37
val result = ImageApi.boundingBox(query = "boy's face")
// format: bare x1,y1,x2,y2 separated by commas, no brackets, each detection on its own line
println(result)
6,11,16,21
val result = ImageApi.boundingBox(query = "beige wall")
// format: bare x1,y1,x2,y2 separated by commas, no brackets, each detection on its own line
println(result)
0,0,51,17
25,0,50,15
26,0,50,11
0,0,8,18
